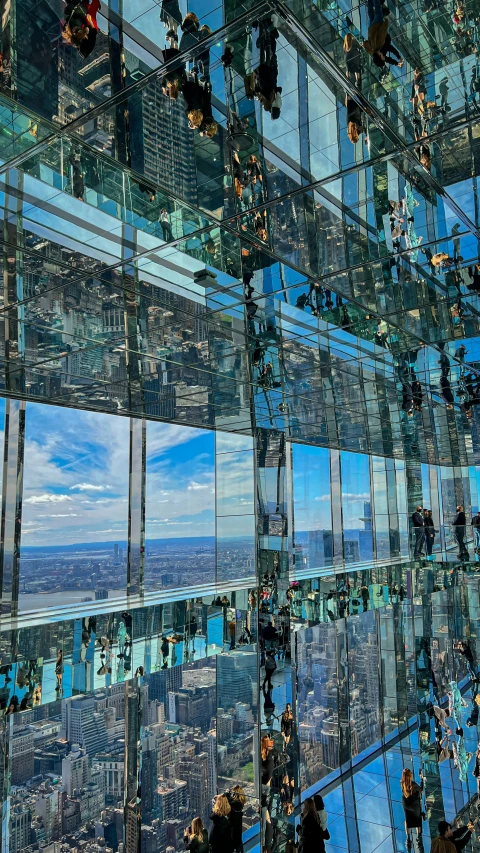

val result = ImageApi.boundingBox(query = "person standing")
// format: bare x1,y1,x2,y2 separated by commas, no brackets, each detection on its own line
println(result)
343,33,362,85
229,617,236,650
424,509,436,557
453,505,468,558
160,0,182,41
263,651,277,691
431,820,474,852
313,794,329,840
228,786,245,853
209,795,233,853
159,208,173,242
281,703,293,748
471,510,480,549
184,818,209,853
261,735,275,787
401,768,424,850
298,798,326,853
458,640,477,681
412,506,425,558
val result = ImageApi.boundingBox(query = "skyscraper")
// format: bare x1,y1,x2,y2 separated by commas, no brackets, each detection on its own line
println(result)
2,1,480,851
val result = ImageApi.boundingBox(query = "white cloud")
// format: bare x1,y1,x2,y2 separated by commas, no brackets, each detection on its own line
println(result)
314,492,370,502
70,483,113,492
187,481,210,491
24,493,73,504
95,529,124,534
38,513,79,518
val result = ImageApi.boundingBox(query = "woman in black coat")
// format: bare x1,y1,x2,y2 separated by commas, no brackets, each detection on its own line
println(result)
401,768,424,847
298,798,326,853
261,735,275,786
209,795,234,853
184,818,209,853
424,510,435,556
228,786,245,853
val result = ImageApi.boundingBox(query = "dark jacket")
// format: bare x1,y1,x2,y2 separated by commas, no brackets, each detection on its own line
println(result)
345,40,362,74
412,511,424,528
472,515,480,527
209,814,233,853
346,97,363,128
261,750,275,784
402,781,423,829
184,829,209,853
453,511,466,526
228,800,243,849
299,812,326,853
451,826,473,852
363,18,389,54
424,516,435,533
64,0,99,57
182,80,204,112
441,375,454,404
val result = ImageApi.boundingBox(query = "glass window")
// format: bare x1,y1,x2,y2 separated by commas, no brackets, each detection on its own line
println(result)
340,451,373,564
19,403,129,613
372,456,389,560
145,422,215,593
293,444,332,571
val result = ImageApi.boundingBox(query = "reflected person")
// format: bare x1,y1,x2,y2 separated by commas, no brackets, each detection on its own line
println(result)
453,505,468,558
424,510,435,557
471,510,480,550
412,506,425,558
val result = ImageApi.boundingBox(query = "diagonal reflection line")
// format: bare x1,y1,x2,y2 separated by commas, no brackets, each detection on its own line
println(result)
0,1,272,176
274,0,480,239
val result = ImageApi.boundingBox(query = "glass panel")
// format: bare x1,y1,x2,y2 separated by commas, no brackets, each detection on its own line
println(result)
19,402,129,612
292,444,332,571
144,422,215,593
340,451,373,564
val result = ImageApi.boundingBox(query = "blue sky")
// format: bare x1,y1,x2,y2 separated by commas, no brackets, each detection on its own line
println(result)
19,402,255,546
293,444,372,531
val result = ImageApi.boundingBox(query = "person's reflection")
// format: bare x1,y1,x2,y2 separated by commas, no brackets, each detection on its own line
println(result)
466,687,480,727
280,773,294,815
261,735,275,787
261,797,274,853
55,649,63,693
281,703,293,751
62,0,100,58
160,0,182,44
263,688,276,729
161,635,170,668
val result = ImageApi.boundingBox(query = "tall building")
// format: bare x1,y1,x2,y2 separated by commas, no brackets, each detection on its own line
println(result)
11,728,35,785
62,744,89,795
62,696,109,756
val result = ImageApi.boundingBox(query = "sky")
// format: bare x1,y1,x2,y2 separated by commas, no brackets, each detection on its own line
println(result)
19,401,381,547
293,443,373,531
19,402,256,548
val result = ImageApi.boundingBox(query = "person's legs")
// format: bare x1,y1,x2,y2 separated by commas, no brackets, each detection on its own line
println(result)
414,528,425,557
457,529,467,555
425,533,432,556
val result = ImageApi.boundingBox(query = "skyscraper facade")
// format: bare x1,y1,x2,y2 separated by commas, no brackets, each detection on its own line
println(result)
1,0,480,851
